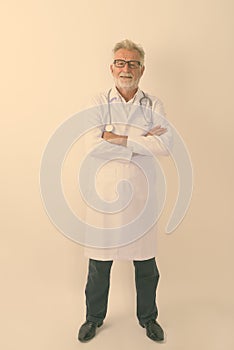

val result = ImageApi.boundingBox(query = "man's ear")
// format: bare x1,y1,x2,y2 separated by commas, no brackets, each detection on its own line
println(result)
141,65,145,77
110,64,114,74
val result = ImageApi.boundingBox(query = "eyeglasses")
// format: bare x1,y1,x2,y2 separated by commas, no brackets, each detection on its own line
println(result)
113,59,142,69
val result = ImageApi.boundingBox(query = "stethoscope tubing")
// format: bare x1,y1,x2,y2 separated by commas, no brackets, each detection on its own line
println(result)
105,88,153,132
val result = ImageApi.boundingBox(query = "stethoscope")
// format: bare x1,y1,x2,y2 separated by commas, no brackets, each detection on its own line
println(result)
105,88,153,132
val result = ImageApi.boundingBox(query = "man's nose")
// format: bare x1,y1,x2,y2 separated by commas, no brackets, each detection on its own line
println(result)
122,63,130,72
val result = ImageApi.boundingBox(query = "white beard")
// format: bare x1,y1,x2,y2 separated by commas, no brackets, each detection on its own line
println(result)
114,76,140,91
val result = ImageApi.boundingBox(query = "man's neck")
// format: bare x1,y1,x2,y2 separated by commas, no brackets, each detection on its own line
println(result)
115,86,138,102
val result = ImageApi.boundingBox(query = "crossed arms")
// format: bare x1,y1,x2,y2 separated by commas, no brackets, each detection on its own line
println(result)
102,125,167,146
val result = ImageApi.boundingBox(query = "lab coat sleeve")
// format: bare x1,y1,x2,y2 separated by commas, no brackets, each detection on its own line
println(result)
83,105,133,161
127,99,173,157
87,128,133,161
127,129,172,157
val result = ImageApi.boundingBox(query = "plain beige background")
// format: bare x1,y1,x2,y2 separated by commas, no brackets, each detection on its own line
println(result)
1,0,234,349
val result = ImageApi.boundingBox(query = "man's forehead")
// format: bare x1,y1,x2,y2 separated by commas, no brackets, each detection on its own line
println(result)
114,49,141,60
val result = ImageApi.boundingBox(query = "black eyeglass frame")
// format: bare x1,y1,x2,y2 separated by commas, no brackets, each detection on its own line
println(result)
113,59,142,69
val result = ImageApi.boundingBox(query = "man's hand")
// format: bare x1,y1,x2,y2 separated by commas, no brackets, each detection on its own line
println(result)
145,125,167,137
102,131,128,146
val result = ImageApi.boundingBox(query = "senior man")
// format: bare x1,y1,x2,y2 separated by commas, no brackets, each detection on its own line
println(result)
78,39,172,342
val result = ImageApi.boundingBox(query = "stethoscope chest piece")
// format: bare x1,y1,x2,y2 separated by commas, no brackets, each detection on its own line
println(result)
105,124,114,132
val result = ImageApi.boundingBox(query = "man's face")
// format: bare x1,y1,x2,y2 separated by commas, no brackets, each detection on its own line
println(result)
110,49,145,91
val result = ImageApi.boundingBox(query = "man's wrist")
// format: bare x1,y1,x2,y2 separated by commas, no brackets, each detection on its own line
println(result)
102,131,128,145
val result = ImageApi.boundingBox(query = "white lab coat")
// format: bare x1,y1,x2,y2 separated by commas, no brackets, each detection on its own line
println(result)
82,87,172,260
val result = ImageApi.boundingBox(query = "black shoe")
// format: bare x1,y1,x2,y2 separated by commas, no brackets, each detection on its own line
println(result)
142,319,164,342
78,320,103,342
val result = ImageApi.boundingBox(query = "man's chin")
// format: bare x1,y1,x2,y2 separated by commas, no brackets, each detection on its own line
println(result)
117,82,137,90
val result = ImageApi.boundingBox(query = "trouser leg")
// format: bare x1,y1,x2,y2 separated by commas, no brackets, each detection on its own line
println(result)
85,259,113,324
133,257,160,325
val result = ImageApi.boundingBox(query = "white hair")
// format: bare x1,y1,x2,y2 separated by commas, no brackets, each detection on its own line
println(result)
113,39,145,64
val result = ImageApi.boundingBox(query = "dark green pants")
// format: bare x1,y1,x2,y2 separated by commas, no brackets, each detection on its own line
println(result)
85,257,160,325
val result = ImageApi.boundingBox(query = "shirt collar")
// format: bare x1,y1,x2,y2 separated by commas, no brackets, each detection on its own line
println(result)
109,86,144,104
